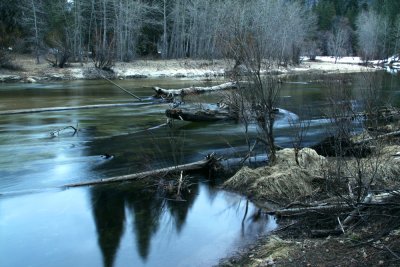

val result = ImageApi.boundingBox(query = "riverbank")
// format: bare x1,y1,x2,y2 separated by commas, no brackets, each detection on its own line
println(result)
219,147,400,266
0,54,378,83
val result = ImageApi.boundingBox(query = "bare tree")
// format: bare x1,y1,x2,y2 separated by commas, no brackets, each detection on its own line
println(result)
322,73,389,203
218,0,314,164
288,114,311,166
327,19,353,63
392,15,400,59
22,0,46,64
356,10,388,63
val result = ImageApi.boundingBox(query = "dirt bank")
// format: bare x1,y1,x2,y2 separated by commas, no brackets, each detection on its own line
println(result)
0,54,376,83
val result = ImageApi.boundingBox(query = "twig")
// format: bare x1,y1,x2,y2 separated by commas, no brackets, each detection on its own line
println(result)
159,197,187,202
337,217,345,234
240,139,258,164
383,245,400,260
284,201,312,209
177,171,183,196
101,75,142,101
273,221,298,233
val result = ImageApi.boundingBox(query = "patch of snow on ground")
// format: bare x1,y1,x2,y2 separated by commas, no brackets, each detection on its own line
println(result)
69,68,85,79
315,56,363,64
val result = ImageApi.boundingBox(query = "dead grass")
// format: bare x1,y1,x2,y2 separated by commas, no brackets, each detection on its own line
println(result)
224,144,400,204
224,148,327,202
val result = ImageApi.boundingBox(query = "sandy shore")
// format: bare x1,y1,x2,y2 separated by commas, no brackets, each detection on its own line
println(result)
0,55,379,83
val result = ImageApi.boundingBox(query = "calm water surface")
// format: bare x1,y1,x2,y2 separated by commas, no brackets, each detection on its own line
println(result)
0,73,399,267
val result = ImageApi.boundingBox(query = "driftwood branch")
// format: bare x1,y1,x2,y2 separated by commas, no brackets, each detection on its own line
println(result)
50,126,78,137
153,81,238,97
64,154,218,188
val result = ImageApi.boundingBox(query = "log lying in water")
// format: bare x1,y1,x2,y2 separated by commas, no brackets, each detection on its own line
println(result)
0,103,142,115
311,129,400,156
166,108,237,122
153,81,238,97
64,154,218,188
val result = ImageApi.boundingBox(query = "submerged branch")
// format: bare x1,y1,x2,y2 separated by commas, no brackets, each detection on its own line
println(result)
50,126,78,137
0,103,142,115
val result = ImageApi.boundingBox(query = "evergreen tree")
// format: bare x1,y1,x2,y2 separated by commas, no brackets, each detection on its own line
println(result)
314,0,336,31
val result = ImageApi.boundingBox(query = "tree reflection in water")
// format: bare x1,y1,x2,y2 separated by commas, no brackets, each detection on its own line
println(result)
90,181,200,266
91,186,126,267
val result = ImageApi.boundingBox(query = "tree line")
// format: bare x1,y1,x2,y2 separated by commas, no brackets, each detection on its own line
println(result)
0,0,399,68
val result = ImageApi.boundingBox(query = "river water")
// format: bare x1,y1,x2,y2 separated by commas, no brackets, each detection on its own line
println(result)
0,73,399,267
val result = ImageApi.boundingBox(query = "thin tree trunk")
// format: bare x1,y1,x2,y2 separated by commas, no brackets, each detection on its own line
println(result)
31,0,40,64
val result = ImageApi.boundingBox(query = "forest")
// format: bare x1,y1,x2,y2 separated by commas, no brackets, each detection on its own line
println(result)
0,0,400,69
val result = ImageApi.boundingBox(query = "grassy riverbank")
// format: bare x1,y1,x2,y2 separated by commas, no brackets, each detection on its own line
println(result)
220,132,400,266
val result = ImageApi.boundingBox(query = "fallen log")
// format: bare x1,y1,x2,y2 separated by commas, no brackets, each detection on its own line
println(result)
353,130,400,146
166,107,236,122
270,204,353,217
64,154,218,188
269,191,400,217
0,103,142,115
153,81,238,97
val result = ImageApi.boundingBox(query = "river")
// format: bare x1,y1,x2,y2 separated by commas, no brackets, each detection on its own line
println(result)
0,72,399,267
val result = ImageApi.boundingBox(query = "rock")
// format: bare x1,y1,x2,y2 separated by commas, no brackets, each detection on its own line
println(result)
0,75,22,83
125,74,148,79
275,148,327,169
25,77,37,83
49,74,64,80
174,73,186,78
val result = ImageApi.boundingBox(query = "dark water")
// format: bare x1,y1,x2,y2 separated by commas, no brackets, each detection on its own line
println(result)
0,73,399,267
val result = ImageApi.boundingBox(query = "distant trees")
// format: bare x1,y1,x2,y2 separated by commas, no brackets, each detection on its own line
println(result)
166,0,224,59
220,0,315,66
1,0,399,66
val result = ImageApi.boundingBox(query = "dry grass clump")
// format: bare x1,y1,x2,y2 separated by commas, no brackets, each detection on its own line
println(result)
224,148,327,202
377,145,400,181
340,145,400,187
